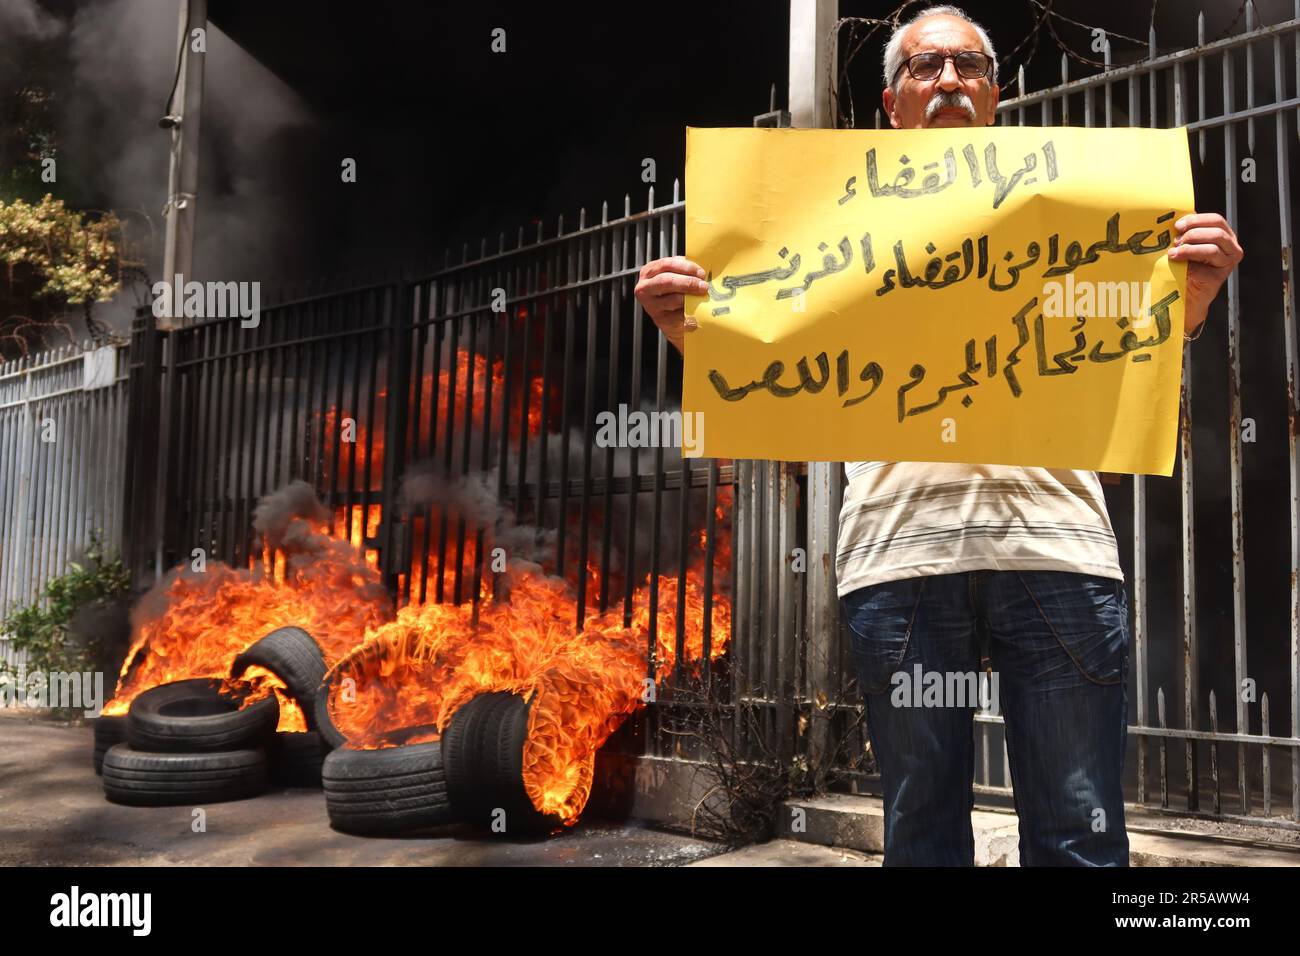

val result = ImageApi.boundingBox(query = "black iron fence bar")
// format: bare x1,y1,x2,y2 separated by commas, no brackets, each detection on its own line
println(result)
323,294,345,538
192,322,217,557
403,280,427,607
230,297,254,564
491,235,518,603
213,321,237,563
673,193,691,685
358,289,382,564
453,301,480,603
470,243,503,622
533,228,556,581
554,218,577,584
419,279,444,605
512,234,534,530
379,282,411,595
436,290,461,603
170,321,391,368
243,300,265,554
598,205,625,616
412,202,686,283
622,211,647,630
575,207,601,627
204,319,225,564
424,264,671,324
341,289,364,552
648,187,669,703
702,457,719,681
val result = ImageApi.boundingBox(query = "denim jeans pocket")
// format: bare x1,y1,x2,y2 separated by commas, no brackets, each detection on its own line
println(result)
840,576,927,695
1015,571,1129,685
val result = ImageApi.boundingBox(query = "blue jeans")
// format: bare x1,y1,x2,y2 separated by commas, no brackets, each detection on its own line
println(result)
840,569,1130,866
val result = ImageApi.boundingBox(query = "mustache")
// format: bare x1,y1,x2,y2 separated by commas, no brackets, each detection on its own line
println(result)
926,90,976,121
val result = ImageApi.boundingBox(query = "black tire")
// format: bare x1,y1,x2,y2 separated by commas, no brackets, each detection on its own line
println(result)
230,627,327,729
101,744,269,806
442,693,501,817
443,691,565,834
321,726,455,835
126,678,278,753
269,731,326,787
92,715,128,775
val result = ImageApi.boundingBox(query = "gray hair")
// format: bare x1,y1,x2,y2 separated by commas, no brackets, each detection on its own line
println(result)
882,4,998,92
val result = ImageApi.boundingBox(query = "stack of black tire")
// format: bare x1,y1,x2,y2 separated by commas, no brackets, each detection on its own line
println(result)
314,666,572,836
92,626,590,833
92,626,331,805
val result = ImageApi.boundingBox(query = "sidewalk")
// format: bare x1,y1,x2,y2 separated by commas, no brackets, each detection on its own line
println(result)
0,712,726,867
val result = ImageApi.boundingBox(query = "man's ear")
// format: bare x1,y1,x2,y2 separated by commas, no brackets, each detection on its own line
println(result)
986,82,1000,125
882,87,900,128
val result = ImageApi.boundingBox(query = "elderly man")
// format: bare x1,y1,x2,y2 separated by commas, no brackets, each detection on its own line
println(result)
634,4,1242,865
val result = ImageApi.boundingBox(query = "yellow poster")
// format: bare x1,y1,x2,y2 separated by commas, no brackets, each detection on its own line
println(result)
681,126,1194,475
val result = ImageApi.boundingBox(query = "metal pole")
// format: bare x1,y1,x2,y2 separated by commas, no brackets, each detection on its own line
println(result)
161,0,207,324
789,0,838,777
788,0,838,130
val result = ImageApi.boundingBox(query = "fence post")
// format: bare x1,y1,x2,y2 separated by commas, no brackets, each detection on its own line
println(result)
805,460,842,784
121,305,165,587
379,279,414,601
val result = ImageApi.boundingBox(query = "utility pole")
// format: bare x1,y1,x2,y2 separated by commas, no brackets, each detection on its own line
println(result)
160,0,207,325
788,0,837,130
124,0,207,583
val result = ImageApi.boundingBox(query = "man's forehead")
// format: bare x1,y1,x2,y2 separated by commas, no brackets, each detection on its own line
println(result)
902,16,982,54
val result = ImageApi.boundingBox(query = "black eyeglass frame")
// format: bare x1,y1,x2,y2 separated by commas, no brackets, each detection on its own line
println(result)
891,50,994,85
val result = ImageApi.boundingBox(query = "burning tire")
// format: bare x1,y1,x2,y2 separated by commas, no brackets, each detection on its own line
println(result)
92,715,128,775
126,678,279,753
269,730,326,787
321,726,454,835
230,627,328,728
313,672,348,749
444,692,587,834
100,744,269,806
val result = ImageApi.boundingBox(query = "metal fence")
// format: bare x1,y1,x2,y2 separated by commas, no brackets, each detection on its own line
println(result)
942,5,1300,827
111,4,1300,826
0,340,131,682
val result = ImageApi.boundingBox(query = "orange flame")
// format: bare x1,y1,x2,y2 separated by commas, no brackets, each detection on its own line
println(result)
110,337,733,829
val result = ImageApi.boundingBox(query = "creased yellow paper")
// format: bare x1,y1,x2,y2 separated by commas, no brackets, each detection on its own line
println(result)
681,125,1193,475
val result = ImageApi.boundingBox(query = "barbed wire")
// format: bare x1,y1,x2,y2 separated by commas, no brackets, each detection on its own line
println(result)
830,0,1268,128
996,0,1053,94
827,2,916,131
1212,0,1256,43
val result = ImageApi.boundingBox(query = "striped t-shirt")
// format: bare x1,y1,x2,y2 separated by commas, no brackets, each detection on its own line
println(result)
834,461,1125,597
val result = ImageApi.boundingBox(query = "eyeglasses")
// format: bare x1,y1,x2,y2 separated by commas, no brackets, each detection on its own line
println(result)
893,50,993,84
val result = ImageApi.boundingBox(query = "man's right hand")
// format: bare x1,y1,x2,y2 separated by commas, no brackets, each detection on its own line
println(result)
633,256,709,355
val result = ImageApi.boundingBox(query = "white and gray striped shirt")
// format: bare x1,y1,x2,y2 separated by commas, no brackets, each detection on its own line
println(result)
835,461,1125,597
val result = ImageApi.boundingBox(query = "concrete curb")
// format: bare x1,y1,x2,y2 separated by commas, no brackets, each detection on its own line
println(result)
778,793,1300,866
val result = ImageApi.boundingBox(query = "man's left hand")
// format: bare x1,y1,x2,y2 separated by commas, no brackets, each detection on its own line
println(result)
1168,212,1244,336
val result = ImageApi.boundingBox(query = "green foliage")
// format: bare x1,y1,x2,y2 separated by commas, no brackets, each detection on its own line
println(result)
1,534,131,678
0,194,125,359
0,193,122,304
